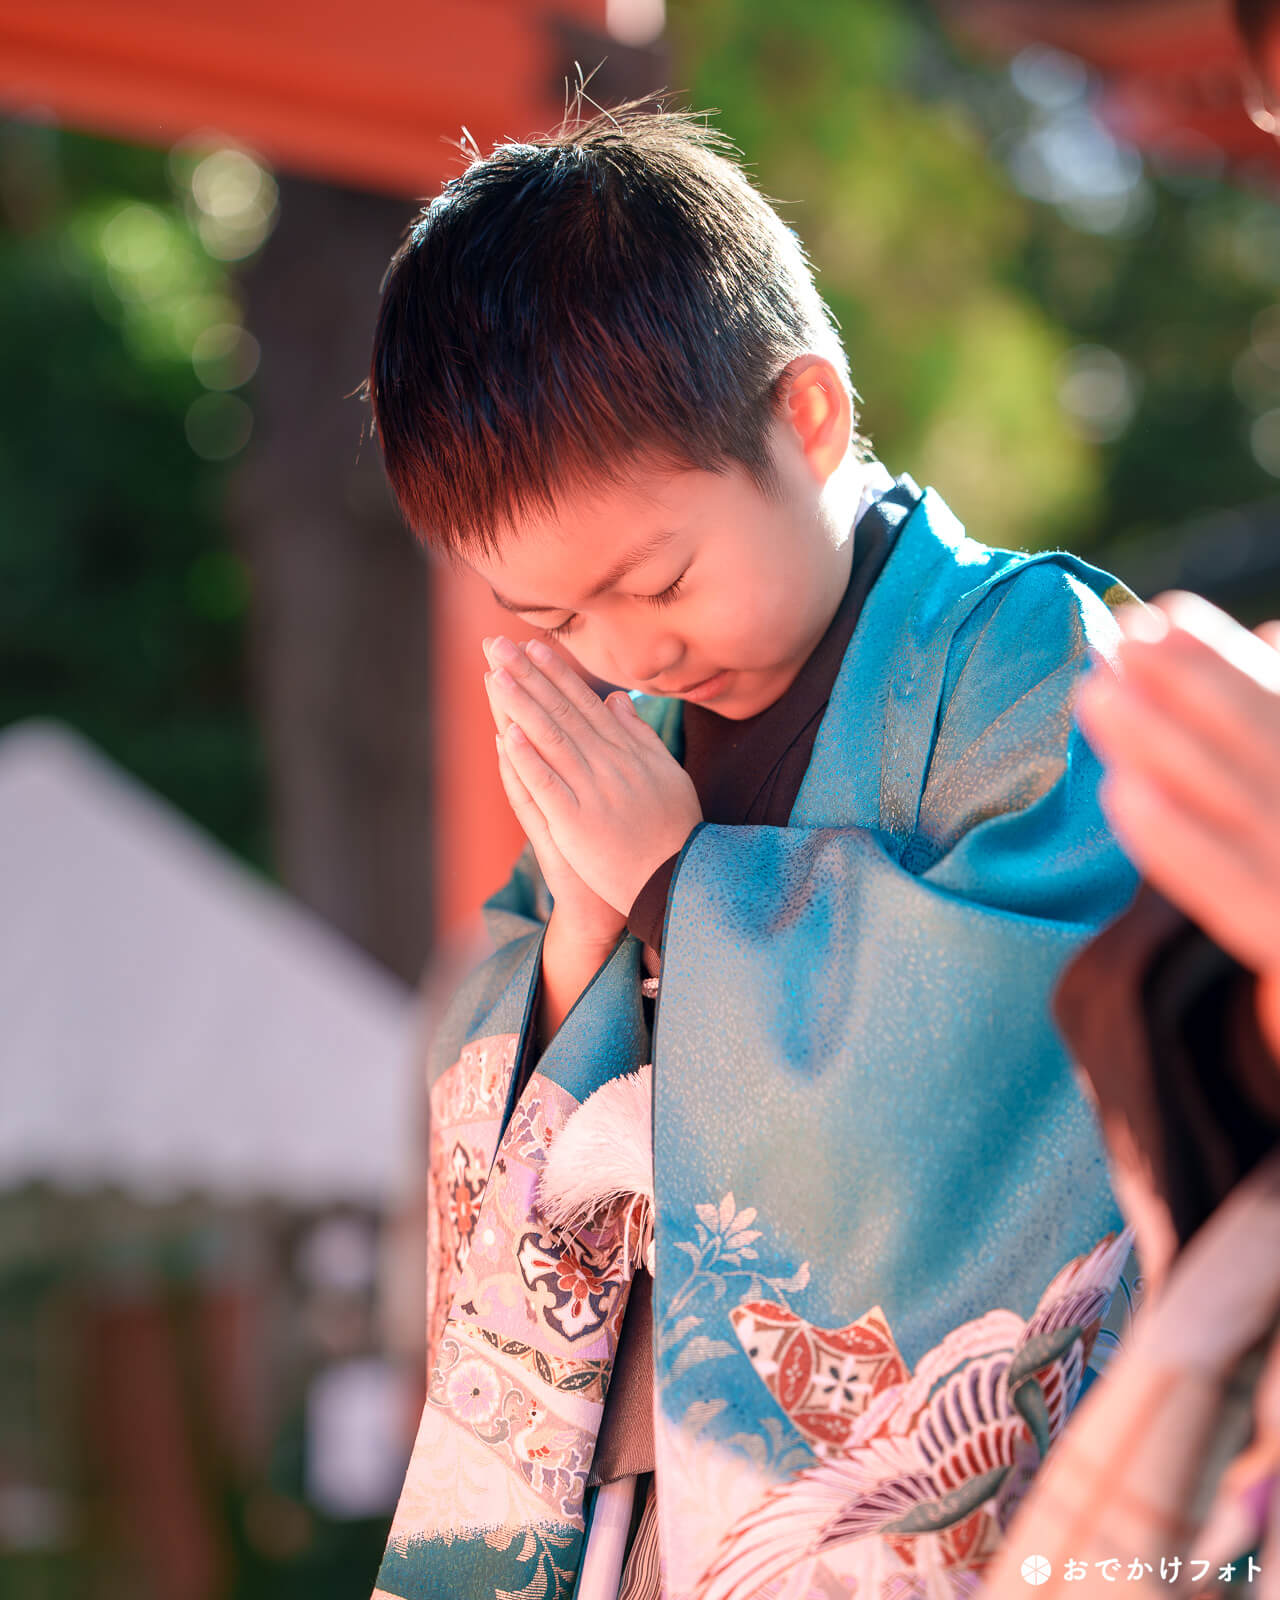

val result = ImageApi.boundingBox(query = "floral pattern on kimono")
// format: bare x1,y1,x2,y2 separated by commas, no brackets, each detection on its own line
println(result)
425,1032,519,1363
658,1211,1136,1600
377,1024,645,1600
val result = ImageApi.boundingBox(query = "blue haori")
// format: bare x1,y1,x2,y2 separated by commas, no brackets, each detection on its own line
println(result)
373,482,1141,1600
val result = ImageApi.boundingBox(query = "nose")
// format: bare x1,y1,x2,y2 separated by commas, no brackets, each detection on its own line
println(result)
602,611,684,689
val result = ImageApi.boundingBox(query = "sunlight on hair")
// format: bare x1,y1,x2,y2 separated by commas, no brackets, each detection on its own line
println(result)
369,102,855,555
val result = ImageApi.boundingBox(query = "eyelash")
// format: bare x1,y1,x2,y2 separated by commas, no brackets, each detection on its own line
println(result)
540,573,686,641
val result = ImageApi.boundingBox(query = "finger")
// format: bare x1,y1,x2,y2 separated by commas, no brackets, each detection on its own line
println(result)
606,690,673,753
524,638,627,745
1155,591,1280,684
483,670,513,736
495,730,536,815
606,689,642,725
482,637,511,729
1111,599,1167,645
1100,770,1280,975
1075,668,1271,837
502,721,578,821
490,635,616,755
1100,631,1280,799
489,664,594,783
495,735,555,847
496,738,577,886
1256,620,1280,653
1117,592,1280,723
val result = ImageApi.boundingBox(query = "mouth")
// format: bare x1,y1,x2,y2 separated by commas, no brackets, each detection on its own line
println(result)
658,669,730,703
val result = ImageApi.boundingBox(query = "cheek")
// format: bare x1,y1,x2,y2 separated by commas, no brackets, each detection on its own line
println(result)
704,539,818,657
722,570,810,646
686,594,788,669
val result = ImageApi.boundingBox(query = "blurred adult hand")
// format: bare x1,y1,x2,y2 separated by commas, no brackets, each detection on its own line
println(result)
1075,590,1280,1059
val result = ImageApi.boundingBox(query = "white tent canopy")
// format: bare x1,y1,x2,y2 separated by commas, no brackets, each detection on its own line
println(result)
0,721,421,1205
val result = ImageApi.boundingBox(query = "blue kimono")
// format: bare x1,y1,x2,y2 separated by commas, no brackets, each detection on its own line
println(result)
373,483,1140,1600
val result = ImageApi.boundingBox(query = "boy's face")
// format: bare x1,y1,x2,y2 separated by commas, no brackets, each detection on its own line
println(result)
468,412,860,722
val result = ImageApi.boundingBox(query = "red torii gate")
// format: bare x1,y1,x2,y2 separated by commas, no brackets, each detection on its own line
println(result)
938,0,1280,171
0,0,664,940
0,0,659,196
0,13,665,1599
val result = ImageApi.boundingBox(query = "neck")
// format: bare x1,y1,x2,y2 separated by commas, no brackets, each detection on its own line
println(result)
825,455,872,553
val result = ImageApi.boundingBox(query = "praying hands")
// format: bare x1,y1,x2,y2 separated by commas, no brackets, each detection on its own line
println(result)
482,635,702,925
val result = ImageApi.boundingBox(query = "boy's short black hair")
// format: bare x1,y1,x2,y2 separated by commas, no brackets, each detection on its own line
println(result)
367,102,862,557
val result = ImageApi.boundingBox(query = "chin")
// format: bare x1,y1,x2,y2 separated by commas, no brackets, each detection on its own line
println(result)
730,665,797,717
710,682,783,720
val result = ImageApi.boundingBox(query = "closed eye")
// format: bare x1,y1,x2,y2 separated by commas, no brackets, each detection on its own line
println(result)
537,570,687,640
647,572,686,609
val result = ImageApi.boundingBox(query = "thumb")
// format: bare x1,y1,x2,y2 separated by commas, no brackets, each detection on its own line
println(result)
608,691,666,751
496,736,558,860
1255,620,1280,654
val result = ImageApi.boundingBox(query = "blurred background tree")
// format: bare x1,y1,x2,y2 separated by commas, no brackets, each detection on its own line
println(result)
0,124,422,1600
669,0,1280,575
0,124,435,980
672,0,1103,548
0,121,268,866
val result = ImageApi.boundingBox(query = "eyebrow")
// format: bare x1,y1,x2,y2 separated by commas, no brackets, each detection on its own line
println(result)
491,526,682,614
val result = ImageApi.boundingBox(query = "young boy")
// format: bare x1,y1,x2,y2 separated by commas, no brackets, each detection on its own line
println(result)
368,106,1140,1600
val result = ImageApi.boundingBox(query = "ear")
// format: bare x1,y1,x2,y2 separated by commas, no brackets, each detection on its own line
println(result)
774,355,853,488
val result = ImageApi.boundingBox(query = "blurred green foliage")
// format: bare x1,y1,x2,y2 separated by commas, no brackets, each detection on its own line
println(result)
668,0,1280,559
670,0,1098,547
0,120,268,867
1019,180,1280,548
